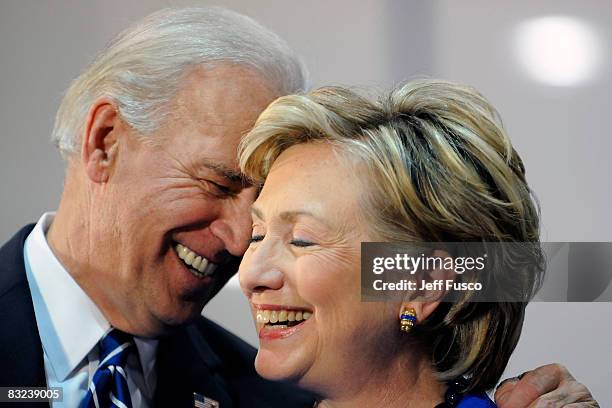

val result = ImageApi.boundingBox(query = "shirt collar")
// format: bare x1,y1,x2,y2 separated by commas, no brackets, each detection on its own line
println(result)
24,212,109,380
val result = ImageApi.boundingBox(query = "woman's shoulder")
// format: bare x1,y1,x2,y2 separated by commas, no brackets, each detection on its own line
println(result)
456,393,497,407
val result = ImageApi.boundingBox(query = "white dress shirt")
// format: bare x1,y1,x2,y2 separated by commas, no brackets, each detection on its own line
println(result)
23,212,158,408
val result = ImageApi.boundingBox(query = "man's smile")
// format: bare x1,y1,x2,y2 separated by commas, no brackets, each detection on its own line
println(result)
174,242,218,278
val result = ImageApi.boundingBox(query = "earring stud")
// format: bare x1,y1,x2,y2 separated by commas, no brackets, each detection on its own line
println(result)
400,308,417,332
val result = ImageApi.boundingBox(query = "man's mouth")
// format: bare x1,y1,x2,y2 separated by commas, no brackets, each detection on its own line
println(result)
174,243,218,279
255,307,313,329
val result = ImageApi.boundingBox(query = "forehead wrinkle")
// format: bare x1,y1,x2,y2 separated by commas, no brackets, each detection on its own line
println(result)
251,206,332,230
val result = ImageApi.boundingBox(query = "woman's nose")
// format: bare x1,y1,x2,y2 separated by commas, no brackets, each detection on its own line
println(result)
239,248,285,295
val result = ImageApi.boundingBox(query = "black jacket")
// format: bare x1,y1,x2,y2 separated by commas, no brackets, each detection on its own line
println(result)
0,225,314,407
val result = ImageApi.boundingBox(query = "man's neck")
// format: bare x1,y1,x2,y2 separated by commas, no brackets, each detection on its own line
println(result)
46,165,115,297
46,183,91,283
45,176,127,332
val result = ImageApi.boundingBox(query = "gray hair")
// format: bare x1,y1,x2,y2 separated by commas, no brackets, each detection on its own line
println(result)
51,6,307,157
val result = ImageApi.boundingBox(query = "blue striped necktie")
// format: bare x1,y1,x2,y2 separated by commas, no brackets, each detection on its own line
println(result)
81,329,134,408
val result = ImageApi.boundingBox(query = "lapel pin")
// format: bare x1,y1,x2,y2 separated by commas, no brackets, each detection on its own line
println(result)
194,392,220,408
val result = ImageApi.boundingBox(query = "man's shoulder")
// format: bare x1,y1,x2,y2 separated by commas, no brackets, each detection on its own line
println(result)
0,224,35,298
191,315,257,366
0,224,46,389
156,316,315,407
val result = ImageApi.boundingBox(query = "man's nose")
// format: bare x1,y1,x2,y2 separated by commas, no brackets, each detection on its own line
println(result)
209,188,256,257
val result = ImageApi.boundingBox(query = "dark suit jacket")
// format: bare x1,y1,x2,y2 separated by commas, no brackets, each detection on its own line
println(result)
0,225,315,407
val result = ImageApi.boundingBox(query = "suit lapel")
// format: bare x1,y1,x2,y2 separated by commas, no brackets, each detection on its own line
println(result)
0,225,48,405
155,323,233,407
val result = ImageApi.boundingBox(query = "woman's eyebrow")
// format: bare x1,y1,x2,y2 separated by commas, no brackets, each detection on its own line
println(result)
279,210,319,224
250,206,329,227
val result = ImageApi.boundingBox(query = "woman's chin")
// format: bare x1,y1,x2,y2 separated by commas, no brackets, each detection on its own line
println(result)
254,348,308,383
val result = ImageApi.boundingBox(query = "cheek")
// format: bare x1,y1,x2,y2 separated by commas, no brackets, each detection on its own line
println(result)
125,183,215,240
296,251,361,306
109,179,158,232
295,253,394,356
295,253,362,341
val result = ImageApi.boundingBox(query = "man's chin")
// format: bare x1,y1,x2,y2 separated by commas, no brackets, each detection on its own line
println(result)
179,265,237,305
146,303,206,337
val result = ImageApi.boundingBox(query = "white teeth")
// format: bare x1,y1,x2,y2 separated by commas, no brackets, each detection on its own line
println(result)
175,243,216,278
256,308,312,324
192,256,202,270
278,310,287,322
270,311,278,323
256,310,272,324
198,257,209,273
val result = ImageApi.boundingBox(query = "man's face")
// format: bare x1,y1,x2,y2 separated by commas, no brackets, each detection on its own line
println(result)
87,65,278,336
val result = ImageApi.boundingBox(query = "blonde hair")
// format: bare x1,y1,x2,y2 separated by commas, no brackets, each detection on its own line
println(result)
51,6,306,157
239,79,543,392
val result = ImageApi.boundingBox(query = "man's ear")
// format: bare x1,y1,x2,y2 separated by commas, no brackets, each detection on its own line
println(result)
401,249,457,323
81,98,122,183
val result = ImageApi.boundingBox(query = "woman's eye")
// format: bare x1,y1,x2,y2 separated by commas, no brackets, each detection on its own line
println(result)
290,239,315,248
249,235,264,244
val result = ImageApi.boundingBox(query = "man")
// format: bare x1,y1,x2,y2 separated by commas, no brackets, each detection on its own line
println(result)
0,7,599,408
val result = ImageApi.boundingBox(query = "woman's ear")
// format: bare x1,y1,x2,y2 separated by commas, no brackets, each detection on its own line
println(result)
81,98,122,183
400,249,457,323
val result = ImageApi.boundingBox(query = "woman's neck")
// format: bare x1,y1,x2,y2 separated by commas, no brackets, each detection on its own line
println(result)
314,355,445,408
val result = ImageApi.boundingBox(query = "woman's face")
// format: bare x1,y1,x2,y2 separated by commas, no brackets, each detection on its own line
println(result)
239,142,397,392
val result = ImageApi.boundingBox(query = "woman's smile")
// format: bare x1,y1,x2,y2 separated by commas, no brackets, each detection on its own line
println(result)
253,303,314,340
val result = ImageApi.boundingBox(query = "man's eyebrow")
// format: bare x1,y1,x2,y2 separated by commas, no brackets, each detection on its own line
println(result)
200,160,246,184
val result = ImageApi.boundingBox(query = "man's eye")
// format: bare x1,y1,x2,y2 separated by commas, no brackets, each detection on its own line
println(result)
290,239,315,248
249,235,264,244
208,181,234,196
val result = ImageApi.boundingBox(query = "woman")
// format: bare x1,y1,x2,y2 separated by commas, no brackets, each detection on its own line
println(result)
237,79,543,407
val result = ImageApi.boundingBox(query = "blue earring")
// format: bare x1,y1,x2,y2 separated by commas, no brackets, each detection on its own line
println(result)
400,308,417,332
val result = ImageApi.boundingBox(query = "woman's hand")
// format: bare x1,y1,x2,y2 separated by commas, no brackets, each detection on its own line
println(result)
494,364,599,407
